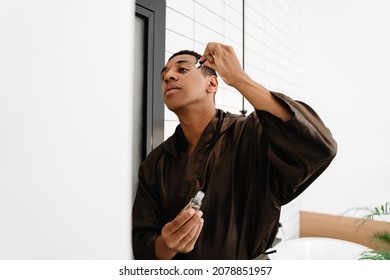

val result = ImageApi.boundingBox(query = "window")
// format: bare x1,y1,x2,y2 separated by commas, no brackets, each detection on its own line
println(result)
133,0,165,199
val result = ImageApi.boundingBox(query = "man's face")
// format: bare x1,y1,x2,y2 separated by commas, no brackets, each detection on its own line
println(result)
160,54,210,113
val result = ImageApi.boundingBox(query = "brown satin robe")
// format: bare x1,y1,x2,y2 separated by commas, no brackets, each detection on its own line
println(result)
132,92,337,259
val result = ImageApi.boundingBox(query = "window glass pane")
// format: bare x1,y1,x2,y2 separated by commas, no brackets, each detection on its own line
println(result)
132,15,145,201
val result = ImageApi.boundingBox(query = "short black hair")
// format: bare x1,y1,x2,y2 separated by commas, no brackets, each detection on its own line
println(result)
168,50,218,78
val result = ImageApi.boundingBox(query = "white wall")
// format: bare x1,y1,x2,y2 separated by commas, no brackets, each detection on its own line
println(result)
297,0,390,217
0,0,134,259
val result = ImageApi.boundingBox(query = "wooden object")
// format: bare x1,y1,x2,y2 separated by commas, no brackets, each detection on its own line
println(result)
300,211,390,251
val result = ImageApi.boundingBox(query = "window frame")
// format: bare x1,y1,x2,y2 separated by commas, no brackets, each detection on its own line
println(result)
135,0,165,157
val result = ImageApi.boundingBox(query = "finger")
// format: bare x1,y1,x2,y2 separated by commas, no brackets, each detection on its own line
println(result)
202,42,215,57
199,54,214,67
182,218,204,252
172,210,203,239
165,207,196,234
202,42,220,64
205,55,215,64
203,42,220,57
190,217,204,245
161,210,199,250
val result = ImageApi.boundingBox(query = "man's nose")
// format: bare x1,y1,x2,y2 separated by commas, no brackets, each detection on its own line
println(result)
164,69,177,82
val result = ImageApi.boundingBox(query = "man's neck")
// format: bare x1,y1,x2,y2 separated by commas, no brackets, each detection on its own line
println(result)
177,107,216,158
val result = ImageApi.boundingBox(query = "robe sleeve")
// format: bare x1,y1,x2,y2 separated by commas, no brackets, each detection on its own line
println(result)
132,159,162,259
256,91,337,205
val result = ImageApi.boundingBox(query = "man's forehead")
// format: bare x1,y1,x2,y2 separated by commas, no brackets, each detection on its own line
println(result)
161,54,197,74
166,54,196,64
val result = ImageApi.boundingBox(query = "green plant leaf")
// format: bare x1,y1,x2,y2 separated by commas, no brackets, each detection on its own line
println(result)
359,250,390,260
346,202,390,260
371,231,390,251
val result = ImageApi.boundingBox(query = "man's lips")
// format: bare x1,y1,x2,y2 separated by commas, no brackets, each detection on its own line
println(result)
165,84,181,95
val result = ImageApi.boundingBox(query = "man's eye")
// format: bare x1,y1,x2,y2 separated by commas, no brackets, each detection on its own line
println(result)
178,67,189,73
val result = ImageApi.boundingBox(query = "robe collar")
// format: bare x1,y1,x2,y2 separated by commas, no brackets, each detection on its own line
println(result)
162,109,239,160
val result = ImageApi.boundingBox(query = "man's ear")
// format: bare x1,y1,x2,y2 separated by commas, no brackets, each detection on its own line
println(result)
206,75,218,94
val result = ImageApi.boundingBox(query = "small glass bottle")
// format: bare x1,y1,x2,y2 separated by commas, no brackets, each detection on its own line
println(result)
186,191,205,210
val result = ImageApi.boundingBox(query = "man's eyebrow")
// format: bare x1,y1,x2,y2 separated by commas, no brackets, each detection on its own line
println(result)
175,59,194,65
160,60,195,76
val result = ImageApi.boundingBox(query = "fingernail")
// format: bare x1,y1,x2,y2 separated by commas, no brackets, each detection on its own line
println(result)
187,208,195,215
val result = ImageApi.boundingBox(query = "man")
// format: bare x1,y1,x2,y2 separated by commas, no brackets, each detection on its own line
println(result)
132,42,337,259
